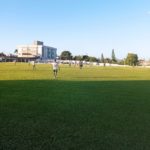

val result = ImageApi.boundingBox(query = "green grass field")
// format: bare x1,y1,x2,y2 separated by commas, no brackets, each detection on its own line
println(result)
1,63,150,150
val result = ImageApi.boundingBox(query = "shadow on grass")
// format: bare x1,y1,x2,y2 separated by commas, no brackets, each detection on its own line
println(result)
0,80,150,150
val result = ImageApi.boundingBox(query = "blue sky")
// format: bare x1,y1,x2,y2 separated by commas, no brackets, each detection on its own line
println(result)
0,0,150,59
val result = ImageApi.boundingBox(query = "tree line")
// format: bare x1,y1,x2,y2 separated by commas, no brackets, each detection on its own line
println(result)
1,49,139,66
60,50,139,66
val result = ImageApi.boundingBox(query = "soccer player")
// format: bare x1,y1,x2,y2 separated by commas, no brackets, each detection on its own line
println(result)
52,59,59,78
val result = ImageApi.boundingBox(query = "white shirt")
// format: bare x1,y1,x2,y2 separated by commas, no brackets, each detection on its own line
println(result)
52,62,59,70
31,61,35,65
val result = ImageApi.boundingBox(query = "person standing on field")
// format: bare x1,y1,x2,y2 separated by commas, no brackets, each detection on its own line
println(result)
52,59,59,79
32,60,36,70
79,60,83,69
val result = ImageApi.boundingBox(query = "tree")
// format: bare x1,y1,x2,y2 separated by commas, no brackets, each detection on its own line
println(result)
14,49,18,54
0,52,6,62
89,56,97,62
82,55,89,61
73,55,82,61
125,53,138,66
60,51,72,60
100,53,104,63
111,49,117,63
0,52,6,57
105,58,112,64
100,53,106,66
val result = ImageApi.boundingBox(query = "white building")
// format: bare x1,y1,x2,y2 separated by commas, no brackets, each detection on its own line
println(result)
17,41,57,60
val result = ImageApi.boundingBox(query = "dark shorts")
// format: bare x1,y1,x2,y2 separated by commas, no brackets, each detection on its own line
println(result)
53,69,58,72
